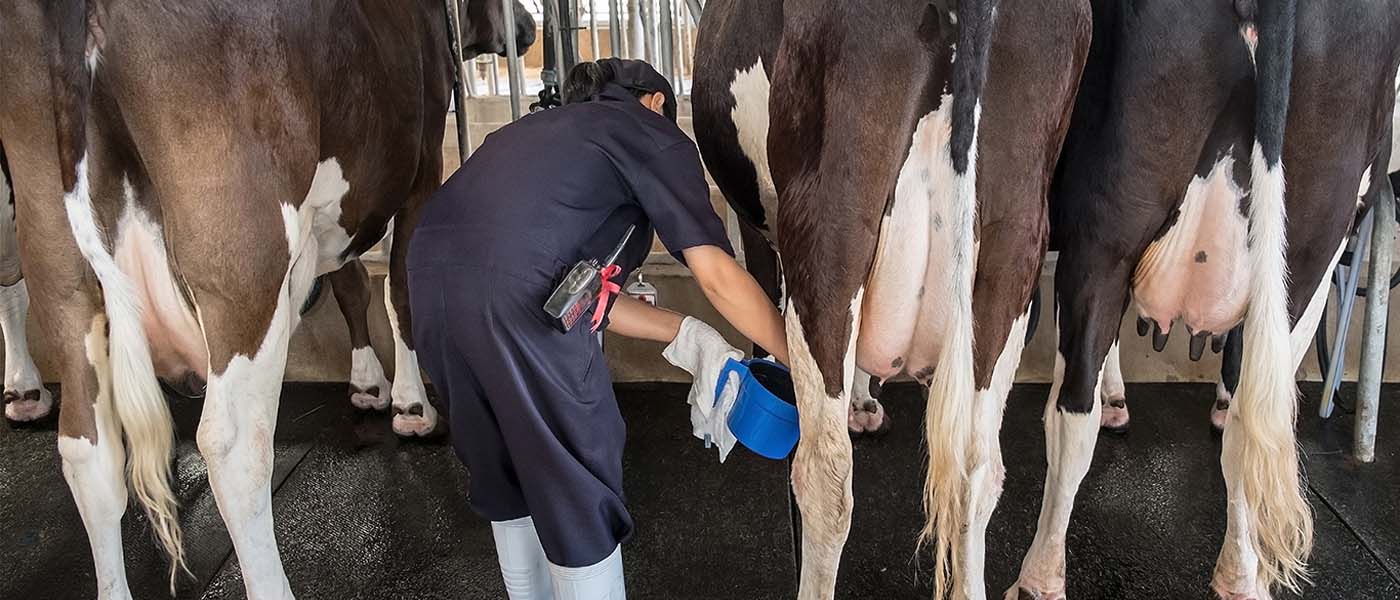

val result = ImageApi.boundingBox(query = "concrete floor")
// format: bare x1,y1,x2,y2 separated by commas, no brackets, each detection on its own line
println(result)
1,382,1396,599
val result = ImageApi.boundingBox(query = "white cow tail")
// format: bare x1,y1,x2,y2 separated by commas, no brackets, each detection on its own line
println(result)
920,1,994,598
1233,0,1311,592
47,0,187,589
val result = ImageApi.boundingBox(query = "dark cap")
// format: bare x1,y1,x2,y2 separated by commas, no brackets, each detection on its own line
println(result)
596,58,678,122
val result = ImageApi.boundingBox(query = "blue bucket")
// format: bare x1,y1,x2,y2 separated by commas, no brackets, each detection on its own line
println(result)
716,358,799,459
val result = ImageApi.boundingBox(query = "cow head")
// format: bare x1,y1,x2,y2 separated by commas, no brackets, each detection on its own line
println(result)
459,0,537,59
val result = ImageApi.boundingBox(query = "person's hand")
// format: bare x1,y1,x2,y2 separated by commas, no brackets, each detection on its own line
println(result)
662,317,745,461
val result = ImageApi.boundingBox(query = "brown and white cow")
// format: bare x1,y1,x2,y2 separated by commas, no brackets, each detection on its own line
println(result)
1014,2,1400,599
694,1,1090,597
0,144,51,422
0,0,531,596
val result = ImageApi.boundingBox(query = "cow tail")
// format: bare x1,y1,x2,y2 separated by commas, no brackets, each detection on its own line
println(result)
46,1,187,589
1233,0,1311,593
919,1,994,598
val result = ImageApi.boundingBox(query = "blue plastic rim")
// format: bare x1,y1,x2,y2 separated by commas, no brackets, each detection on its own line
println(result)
715,358,799,460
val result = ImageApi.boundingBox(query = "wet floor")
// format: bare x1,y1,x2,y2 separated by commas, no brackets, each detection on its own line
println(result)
2,382,1396,599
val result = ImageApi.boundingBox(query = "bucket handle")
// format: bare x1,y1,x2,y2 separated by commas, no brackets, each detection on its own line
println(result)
707,358,746,448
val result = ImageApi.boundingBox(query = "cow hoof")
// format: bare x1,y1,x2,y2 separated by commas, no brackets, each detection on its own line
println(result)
350,383,391,411
1100,396,1130,433
1005,587,1063,600
392,401,439,437
392,413,435,436
4,388,54,422
1212,584,1266,600
847,400,892,437
1210,398,1230,432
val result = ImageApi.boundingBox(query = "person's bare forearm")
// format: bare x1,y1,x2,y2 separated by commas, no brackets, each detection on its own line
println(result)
607,294,685,343
684,246,790,365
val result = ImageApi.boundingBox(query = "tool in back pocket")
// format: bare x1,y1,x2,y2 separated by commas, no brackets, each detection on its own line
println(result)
543,225,635,333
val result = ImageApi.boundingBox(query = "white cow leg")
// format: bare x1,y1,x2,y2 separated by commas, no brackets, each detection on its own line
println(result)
1,280,52,421
959,312,1030,600
384,276,437,436
59,315,133,600
788,296,861,600
197,290,296,600
328,261,391,411
1213,240,1338,599
1098,341,1127,431
1212,380,1234,431
1009,334,1107,600
1212,426,1270,600
1212,325,1244,432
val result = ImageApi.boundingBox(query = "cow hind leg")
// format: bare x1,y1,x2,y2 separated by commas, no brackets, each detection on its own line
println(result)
787,292,861,600
329,261,390,411
59,312,134,600
1009,281,1122,600
385,162,439,437
1213,326,1243,432
1098,340,1128,432
959,310,1030,600
1214,158,1350,598
1,279,52,421
847,368,890,436
195,275,298,598
0,164,50,421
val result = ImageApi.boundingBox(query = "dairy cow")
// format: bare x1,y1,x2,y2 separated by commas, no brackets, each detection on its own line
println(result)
0,1,532,596
1013,2,1400,599
694,0,1090,597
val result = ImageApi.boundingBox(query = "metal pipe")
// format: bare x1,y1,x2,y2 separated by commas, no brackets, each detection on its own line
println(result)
502,0,524,119
675,0,688,94
627,0,644,59
1320,210,1373,418
443,0,472,164
546,0,566,90
486,55,500,96
641,0,656,62
1355,189,1394,462
608,0,623,57
658,0,674,85
588,0,600,60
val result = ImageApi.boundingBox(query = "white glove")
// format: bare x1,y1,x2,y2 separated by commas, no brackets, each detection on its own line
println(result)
662,317,745,462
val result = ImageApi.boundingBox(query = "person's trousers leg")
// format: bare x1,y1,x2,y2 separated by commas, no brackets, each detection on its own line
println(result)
492,516,555,600
548,545,625,600
465,277,634,569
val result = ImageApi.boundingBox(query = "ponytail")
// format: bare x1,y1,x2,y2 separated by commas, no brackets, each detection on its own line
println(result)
563,61,615,104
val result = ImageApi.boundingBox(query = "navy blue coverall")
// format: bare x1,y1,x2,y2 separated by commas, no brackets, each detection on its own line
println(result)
406,83,732,568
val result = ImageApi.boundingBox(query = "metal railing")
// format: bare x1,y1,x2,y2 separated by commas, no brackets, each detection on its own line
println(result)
463,0,701,119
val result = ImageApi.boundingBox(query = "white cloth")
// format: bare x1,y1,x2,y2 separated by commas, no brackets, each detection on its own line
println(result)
491,516,555,600
549,545,626,600
662,316,745,462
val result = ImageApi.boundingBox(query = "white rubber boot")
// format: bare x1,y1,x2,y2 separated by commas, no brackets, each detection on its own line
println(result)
548,545,626,600
491,516,555,600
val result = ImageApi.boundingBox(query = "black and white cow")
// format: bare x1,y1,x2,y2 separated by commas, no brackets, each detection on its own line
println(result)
694,0,1090,597
1013,2,1400,599
0,1,531,597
